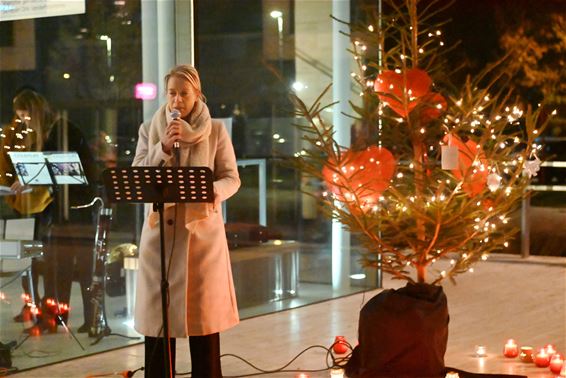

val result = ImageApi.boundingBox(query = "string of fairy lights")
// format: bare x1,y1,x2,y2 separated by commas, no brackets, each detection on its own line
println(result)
293,11,556,283
0,116,34,181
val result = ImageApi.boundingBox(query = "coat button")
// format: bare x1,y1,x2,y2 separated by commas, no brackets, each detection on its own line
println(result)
167,219,174,226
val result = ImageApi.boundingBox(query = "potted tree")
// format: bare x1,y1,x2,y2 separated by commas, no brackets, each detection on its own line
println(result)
291,0,552,376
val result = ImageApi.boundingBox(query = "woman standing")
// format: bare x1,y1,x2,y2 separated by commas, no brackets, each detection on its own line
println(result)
0,89,96,333
132,64,240,378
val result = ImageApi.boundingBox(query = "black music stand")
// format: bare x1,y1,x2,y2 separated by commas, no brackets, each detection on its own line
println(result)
102,166,214,378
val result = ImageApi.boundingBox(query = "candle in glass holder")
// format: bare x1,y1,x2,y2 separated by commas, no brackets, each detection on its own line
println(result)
445,372,460,378
330,368,344,377
503,339,519,358
549,354,563,374
519,346,534,363
534,348,550,368
475,345,487,357
545,344,557,357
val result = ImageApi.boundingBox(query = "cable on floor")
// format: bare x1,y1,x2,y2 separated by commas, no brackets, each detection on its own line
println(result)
175,340,353,377
85,366,143,378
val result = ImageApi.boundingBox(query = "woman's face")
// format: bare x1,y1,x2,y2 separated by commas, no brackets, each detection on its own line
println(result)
166,75,199,119
15,109,31,128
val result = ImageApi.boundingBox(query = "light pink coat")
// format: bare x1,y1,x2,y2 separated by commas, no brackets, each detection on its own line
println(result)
132,118,240,337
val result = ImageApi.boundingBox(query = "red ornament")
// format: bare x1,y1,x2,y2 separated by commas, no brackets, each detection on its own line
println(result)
322,146,396,209
374,68,432,117
420,92,447,123
333,336,349,354
443,134,488,197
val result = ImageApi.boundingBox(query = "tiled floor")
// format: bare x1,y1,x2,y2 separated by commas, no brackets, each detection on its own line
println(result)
7,254,566,377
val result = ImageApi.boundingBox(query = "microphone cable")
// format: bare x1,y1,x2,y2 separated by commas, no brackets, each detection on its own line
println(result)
175,341,353,377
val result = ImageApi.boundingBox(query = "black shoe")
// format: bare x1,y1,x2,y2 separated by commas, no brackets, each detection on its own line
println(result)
77,323,89,333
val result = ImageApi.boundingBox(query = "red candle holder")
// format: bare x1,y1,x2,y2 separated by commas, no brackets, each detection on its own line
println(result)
549,354,563,375
333,336,349,354
534,348,550,368
519,346,533,363
503,339,519,358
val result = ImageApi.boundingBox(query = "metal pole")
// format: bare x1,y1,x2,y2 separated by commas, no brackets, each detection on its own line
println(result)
521,193,530,258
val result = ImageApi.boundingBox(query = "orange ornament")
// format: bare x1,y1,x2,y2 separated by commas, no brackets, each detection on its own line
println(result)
374,68,433,117
420,92,447,123
443,135,488,197
322,146,396,209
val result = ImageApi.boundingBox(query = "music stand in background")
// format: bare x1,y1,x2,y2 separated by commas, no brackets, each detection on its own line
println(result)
7,151,88,351
102,166,214,378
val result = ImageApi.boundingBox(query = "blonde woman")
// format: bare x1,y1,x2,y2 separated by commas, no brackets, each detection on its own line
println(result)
0,89,95,333
133,64,240,378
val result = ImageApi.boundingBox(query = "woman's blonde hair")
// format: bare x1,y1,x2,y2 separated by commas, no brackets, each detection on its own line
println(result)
12,89,56,151
164,64,206,101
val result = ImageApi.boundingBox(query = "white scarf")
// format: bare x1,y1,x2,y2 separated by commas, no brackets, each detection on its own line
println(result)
146,100,213,230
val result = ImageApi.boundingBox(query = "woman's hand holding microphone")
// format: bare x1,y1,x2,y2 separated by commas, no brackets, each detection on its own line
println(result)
161,112,191,155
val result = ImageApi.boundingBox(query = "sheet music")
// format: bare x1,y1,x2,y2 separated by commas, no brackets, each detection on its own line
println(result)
7,151,88,185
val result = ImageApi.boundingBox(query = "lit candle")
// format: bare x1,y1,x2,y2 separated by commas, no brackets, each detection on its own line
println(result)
545,344,557,357
475,345,487,357
534,348,550,368
519,346,534,363
503,339,519,358
445,372,460,378
330,367,344,377
295,374,309,378
549,354,564,374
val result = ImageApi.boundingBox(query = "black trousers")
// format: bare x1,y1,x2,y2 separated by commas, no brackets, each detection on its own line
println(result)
145,333,222,378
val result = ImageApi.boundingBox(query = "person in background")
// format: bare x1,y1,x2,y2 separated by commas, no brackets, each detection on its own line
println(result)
0,89,96,334
132,64,240,378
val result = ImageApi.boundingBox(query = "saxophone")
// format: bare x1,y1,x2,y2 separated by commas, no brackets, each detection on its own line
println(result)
72,197,112,341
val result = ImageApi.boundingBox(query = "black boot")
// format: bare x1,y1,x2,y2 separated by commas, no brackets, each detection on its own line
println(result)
189,333,222,378
144,336,176,378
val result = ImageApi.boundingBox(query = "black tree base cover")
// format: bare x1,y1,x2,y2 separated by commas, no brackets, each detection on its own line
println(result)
345,283,526,378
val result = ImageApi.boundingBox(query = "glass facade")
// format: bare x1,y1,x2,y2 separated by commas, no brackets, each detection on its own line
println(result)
0,0,563,372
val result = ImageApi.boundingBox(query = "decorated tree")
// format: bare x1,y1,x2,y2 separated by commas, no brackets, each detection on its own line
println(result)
292,0,553,285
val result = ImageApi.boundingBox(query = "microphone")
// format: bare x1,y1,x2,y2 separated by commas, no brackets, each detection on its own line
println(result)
170,109,181,166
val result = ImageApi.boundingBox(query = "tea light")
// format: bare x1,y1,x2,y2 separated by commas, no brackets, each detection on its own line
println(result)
330,368,344,377
475,345,487,357
545,344,557,357
519,346,534,363
445,372,460,378
503,339,519,358
549,354,564,374
534,348,550,368
295,374,309,378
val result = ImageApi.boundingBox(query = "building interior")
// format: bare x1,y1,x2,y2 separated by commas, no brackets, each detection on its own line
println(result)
0,1,564,377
